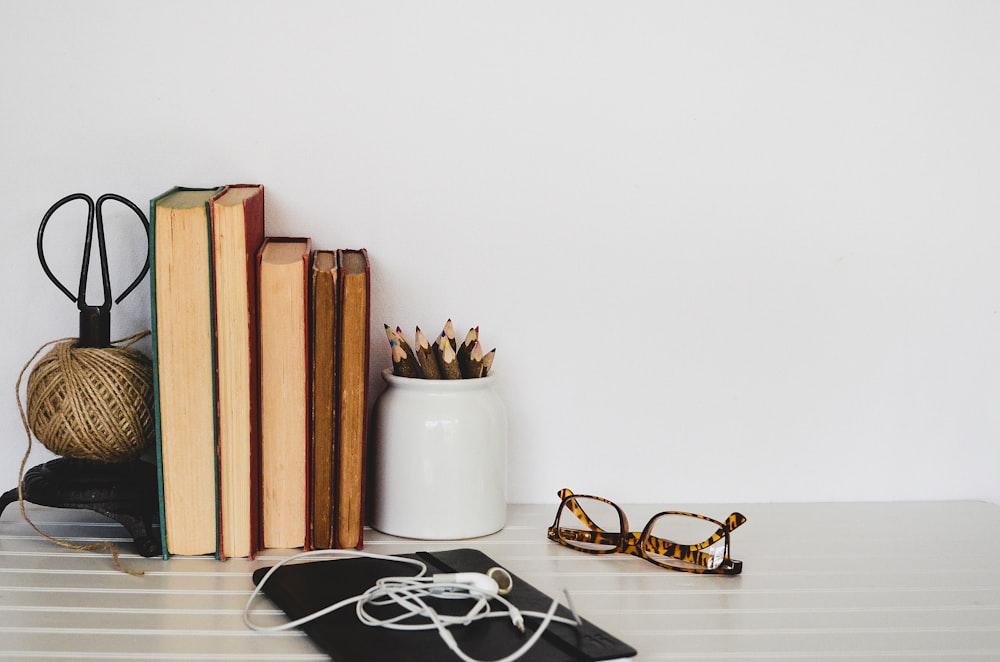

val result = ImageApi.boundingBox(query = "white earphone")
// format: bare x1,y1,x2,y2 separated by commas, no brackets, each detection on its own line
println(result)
431,567,513,596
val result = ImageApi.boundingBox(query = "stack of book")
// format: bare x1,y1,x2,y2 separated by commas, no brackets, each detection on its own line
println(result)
149,185,371,559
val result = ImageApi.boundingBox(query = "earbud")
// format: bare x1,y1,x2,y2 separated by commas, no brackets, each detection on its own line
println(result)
486,566,514,595
431,567,514,597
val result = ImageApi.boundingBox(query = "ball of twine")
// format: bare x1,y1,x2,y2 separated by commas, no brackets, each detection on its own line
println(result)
25,336,154,463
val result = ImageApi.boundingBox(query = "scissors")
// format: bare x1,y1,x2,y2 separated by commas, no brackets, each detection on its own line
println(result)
37,193,150,349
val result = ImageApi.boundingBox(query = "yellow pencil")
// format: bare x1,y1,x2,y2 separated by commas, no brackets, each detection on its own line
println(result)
437,334,462,379
443,318,457,351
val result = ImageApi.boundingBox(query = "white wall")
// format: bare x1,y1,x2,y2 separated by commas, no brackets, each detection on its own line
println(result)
2,1,998,506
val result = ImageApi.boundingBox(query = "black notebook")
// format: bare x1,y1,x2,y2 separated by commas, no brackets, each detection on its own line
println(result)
251,548,637,661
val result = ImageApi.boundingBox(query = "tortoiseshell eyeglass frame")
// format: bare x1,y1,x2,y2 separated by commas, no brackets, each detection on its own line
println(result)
546,488,746,575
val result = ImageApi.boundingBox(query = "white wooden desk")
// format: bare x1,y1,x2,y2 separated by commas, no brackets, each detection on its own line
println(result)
1,500,998,660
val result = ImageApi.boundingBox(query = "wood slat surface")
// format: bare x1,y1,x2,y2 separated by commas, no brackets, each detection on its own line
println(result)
1,500,998,660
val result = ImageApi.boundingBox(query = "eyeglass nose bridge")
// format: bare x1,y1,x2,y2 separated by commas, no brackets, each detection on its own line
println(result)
619,531,645,557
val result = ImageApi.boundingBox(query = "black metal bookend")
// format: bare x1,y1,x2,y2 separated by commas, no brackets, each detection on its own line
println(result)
0,458,162,558
0,193,161,557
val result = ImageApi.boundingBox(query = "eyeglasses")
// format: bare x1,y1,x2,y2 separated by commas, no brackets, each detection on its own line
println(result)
547,488,746,575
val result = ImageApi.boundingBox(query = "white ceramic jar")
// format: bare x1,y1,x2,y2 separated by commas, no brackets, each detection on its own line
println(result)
370,369,507,539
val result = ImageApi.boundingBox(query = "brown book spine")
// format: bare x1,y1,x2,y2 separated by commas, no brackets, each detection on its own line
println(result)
335,248,370,549
243,192,265,559
309,250,338,550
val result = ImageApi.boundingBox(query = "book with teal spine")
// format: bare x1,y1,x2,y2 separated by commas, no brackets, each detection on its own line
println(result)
149,185,223,558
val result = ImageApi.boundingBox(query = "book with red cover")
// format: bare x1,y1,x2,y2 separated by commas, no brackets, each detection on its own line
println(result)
208,185,265,560
251,548,637,661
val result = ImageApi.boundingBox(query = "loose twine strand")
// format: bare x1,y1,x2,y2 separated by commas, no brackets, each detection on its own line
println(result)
14,331,152,576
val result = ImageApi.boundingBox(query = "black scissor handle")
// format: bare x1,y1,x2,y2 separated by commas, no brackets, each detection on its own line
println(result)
95,193,150,306
37,193,94,305
36,192,151,311
37,192,150,348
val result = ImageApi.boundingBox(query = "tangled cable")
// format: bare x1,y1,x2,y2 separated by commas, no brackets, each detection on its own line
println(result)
244,550,580,662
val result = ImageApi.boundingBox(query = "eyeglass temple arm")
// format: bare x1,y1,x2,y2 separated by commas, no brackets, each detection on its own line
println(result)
678,512,748,551
556,488,607,532
551,527,623,546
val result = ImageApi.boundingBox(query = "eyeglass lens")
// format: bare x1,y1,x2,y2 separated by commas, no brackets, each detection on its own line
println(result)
646,514,727,571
